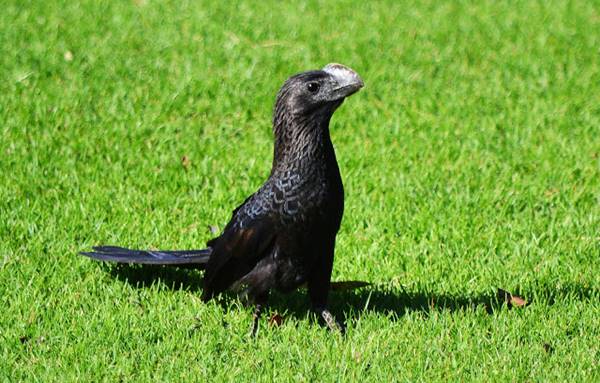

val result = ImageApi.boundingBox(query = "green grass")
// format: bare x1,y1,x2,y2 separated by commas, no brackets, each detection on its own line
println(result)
1,0,599,380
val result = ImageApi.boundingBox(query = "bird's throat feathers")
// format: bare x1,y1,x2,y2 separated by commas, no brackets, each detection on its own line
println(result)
271,103,336,171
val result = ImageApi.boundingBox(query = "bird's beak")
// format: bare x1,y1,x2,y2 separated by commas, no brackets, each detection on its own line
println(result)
322,63,364,100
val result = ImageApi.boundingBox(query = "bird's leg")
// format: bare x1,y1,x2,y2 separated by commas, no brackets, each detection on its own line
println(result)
313,305,345,334
307,239,345,334
249,303,264,337
248,292,269,338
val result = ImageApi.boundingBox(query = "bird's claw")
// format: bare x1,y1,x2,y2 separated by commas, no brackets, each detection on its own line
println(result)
315,307,345,335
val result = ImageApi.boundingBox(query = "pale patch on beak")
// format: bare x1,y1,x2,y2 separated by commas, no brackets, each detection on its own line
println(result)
322,63,364,99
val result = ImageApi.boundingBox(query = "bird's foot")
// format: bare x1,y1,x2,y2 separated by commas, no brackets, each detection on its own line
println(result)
314,306,345,335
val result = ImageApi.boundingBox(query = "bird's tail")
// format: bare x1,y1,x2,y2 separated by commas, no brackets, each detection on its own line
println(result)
80,246,212,266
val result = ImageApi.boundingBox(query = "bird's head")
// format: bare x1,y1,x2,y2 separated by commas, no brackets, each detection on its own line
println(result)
274,63,364,120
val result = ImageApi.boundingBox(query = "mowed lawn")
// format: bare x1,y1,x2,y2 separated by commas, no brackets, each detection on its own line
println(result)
1,0,599,381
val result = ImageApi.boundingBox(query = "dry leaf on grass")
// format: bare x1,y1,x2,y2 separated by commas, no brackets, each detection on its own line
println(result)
497,288,528,308
181,155,191,170
268,313,284,327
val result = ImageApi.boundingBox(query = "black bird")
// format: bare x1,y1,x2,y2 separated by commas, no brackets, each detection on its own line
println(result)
81,63,364,335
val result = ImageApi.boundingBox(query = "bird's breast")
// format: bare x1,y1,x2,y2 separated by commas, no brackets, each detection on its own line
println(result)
269,164,343,228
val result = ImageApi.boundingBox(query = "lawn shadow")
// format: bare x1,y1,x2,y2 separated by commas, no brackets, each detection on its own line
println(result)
106,264,598,324
268,286,497,323
108,263,205,291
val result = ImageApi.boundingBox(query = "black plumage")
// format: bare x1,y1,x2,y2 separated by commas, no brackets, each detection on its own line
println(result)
81,63,364,335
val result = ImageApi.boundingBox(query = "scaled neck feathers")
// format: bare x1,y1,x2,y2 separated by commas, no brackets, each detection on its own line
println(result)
271,98,336,173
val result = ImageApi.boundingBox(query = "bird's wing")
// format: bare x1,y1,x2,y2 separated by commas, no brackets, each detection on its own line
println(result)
201,193,278,300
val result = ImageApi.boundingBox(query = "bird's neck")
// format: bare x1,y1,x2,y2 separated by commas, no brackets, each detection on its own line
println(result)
271,114,336,174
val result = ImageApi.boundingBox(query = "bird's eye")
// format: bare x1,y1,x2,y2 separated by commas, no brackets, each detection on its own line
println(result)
307,82,320,93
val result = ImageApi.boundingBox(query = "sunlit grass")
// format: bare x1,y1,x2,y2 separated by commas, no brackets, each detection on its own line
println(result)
1,0,599,380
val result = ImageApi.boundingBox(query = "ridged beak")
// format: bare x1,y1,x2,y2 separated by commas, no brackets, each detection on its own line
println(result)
322,63,364,100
